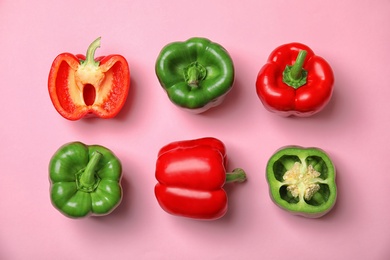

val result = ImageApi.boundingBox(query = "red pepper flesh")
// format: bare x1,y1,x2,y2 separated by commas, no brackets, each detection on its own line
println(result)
155,137,246,220
256,42,334,117
48,37,130,120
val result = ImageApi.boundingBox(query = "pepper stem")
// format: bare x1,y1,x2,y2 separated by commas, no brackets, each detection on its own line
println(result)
282,50,308,89
184,62,207,88
225,168,247,183
79,151,102,188
81,37,101,67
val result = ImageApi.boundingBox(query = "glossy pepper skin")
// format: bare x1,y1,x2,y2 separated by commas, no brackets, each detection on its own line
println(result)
155,137,246,220
155,37,234,113
256,43,334,117
48,37,130,120
266,146,337,218
49,142,122,218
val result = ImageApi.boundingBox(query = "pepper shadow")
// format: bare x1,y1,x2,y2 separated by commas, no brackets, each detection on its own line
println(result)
215,158,249,224
113,77,138,122
221,181,248,223
89,171,134,223
192,77,246,118
301,85,339,120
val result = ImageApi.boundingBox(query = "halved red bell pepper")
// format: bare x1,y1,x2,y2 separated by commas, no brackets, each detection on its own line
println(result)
154,137,247,220
256,42,334,117
48,37,130,120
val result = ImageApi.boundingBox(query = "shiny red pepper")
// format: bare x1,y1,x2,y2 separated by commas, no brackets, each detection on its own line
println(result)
48,37,130,120
256,42,334,117
154,137,246,220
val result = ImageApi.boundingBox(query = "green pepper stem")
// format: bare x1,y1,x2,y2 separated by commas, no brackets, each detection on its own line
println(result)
290,50,307,80
82,37,101,67
184,62,207,88
79,151,102,187
282,50,308,89
187,67,199,87
225,168,247,183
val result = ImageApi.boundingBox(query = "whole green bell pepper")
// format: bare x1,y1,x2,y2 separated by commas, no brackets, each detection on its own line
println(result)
266,146,337,218
155,37,235,113
49,142,122,218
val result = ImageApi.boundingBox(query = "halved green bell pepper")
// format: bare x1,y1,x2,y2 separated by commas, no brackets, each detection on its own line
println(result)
155,37,235,113
266,146,337,218
49,142,122,218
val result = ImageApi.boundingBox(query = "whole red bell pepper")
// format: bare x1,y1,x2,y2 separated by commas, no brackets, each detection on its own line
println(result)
155,137,247,220
48,37,130,120
256,42,334,117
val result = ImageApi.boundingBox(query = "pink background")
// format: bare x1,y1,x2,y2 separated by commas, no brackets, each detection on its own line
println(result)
1,0,389,259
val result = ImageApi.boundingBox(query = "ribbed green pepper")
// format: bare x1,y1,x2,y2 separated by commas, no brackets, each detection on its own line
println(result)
155,37,234,113
266,146,337,218
49,142,122,218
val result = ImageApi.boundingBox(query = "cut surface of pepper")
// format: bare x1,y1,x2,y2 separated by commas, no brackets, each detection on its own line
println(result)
48,37,130,120
256,42,334,117
155,137,246,220
155,37,235,113
49,142,122,218
266,146,337,218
